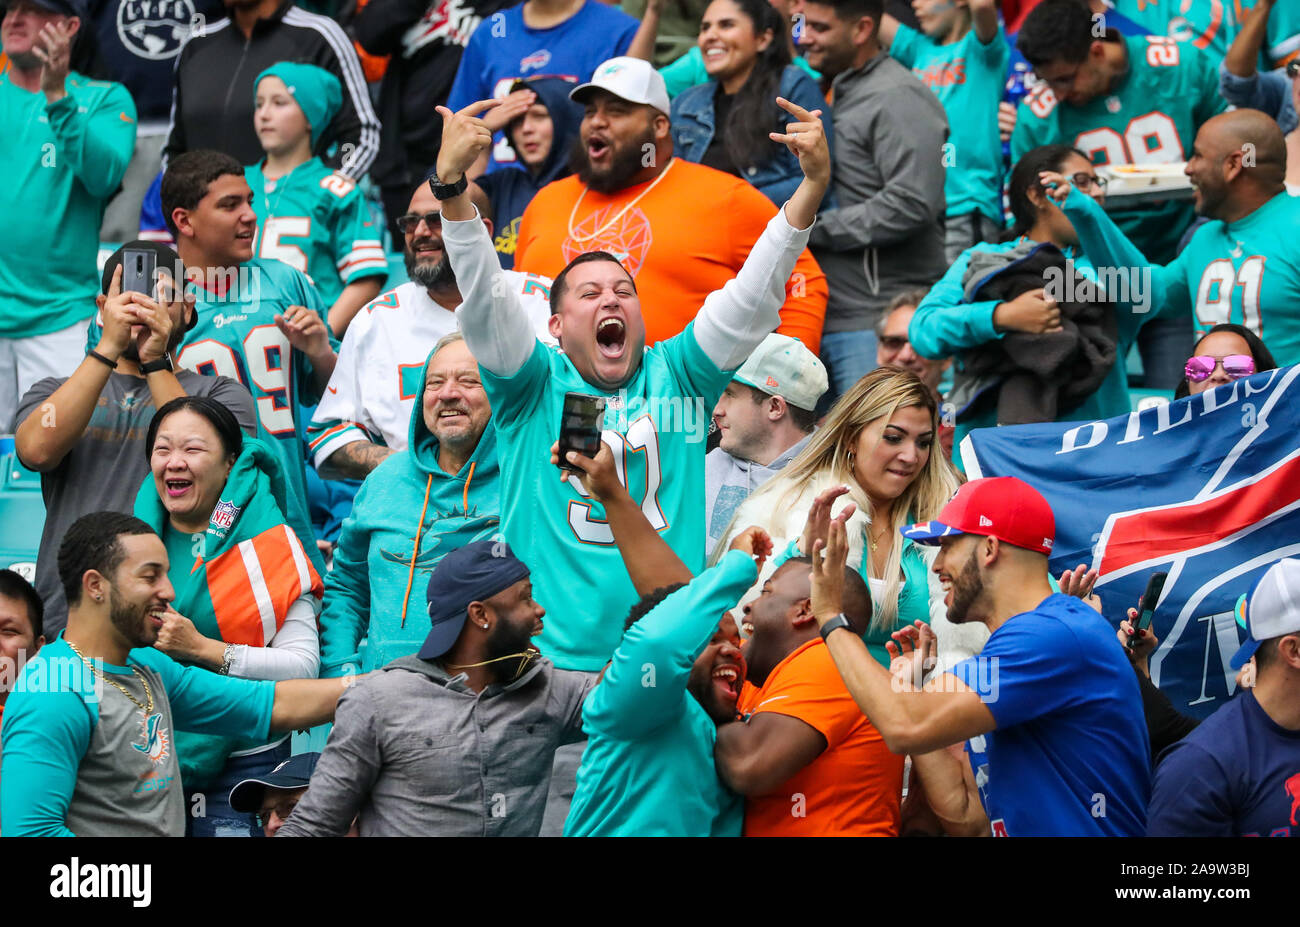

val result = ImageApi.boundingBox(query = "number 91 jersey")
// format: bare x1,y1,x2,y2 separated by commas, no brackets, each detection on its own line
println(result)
1012,34,1226,264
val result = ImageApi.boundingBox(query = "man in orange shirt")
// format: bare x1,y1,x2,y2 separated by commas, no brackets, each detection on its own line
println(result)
512,56,828,352
715,555,905,836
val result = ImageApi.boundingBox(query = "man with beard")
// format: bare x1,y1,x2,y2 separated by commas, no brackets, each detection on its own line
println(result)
276,540,597,837
0,513,354,836
714,555,907,836
510,55,828,350
308,181,553,480
14,243,256,638
1052,109,1300,369
809,476,1152,836
318,333,508,676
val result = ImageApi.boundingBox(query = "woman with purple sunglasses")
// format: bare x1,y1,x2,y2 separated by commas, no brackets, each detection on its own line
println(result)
1174,323,1278,399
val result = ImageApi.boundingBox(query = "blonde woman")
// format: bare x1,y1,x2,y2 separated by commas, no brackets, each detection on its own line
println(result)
716,366,984,667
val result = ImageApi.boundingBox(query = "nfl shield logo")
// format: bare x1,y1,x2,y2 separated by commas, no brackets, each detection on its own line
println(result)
211,500,239,532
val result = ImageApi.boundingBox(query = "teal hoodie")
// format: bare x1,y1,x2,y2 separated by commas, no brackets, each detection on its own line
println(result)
564,550,757,837
319,353,502,676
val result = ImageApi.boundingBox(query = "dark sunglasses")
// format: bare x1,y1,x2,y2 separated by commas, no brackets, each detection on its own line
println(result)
1184,354,1255,382
878,335,909,351
396,211,442,233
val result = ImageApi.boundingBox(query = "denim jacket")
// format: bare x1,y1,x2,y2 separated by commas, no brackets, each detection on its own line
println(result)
670,65,835,209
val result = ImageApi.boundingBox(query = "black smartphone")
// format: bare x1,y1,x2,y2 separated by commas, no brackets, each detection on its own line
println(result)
557,392,606,470
1127,571,1167,651
122,248,156,298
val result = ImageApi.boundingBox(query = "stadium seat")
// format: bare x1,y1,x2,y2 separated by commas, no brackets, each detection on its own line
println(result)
0,436,46,582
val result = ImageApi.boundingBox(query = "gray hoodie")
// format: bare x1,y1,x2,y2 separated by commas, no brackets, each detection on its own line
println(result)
276,654,595,837
705,432,814,554
809,51,949,333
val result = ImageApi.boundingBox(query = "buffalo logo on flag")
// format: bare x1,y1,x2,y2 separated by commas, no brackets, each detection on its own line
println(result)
961,365,1300,719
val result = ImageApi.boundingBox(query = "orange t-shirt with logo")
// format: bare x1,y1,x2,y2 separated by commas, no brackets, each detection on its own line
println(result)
736,638,904,836
513,159,827,352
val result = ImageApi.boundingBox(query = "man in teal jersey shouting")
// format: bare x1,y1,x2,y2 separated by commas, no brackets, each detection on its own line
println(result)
1048,109,1300,369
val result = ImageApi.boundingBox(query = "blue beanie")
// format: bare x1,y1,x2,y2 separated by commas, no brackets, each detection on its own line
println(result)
254,62,343,149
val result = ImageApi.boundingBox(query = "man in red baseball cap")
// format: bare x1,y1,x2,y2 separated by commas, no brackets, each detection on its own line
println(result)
807,476,1152,836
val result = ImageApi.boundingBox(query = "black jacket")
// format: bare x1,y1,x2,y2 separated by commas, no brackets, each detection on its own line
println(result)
163,0,381,179
951,242,1118,425
354,0,513,190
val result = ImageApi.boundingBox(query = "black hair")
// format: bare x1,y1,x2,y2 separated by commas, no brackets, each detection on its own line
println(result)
146,395,245,463
1017,0,1096,68
711,0,794,174
778,556,872,634
811,0,884,24
549,251,636,315
160,150,245,237
738,382,818,433
1173,324,1279,399
0,569,43,641
57,512,157,608
623,582,688,632
1002,144,1089,242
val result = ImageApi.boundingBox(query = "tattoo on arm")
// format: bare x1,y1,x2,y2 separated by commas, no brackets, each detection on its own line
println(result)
317,441,395,480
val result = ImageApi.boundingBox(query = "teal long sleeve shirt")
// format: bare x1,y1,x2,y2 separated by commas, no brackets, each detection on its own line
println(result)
564,550,757,837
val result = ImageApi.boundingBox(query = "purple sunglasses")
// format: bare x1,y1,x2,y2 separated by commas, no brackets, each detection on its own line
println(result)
1184,354,1255,382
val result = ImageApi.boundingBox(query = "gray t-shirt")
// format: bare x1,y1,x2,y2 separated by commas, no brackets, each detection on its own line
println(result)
15,371,256,637
704,432,813,555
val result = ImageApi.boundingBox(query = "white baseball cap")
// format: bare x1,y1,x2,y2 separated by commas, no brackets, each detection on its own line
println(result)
1230,558,1300,669
570,57,671,117
733,334,828,412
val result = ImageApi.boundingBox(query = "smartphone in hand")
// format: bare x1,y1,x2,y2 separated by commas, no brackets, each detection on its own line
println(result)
122,248,157,298
557,392,605,471
1127,571,1167,652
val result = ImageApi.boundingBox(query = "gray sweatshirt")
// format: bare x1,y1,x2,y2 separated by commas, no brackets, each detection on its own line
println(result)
276,654,596,837
705,432,814,554
809,51,949,333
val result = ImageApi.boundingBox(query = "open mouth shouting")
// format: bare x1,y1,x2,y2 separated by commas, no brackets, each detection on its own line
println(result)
587,133,611,164
711,659,743,704
595,316,627,359
164,477,193,500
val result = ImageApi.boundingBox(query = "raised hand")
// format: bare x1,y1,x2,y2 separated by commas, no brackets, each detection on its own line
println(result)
770,96,831,188
32,19,74,101
886,620,937,690
810,514,849,624
729,525,774,575
434,99,504,184
275,305,331,359
1058,563,1101,613
799,484,856,560
550,439,626,503
1037,170,1072,206
482,88,537,133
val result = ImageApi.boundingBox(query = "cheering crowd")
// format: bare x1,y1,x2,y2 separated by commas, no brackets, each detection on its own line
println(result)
0,0,1298,838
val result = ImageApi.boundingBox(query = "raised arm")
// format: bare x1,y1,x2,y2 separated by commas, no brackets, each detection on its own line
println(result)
626,0,663,61
1223,0,1274,78
969,0,999,45
555,440,694,595
434,100,538,378
692,97,829,371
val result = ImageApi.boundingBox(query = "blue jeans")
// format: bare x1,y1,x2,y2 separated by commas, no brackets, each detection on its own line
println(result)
818,329,880,415
184,739,292,837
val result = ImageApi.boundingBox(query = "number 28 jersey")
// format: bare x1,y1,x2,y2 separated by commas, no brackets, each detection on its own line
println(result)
1012,34,1226,264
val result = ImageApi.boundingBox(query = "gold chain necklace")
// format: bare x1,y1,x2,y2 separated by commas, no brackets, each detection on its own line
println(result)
66,638,154,716
566,158,677,244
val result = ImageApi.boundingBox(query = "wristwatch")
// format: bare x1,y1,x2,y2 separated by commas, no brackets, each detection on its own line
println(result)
428,171,468,200
140,355,173,374
819,613,852,643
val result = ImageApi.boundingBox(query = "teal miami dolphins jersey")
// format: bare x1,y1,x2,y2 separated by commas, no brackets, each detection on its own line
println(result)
889,22,1010,223
1115,0,1300,66
245,158,387,310
1012,33,1227,263
1064,187,1300,367
483,330,727,672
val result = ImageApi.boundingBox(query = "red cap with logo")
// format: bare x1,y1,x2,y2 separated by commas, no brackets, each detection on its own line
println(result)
901,477,1056,555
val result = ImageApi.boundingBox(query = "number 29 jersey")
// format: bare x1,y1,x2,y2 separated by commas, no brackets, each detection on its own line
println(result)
1012,34,1226,264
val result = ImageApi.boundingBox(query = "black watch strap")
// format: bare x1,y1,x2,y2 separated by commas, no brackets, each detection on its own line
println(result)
428,172,468,200
819,613,852,643
140,355,173,374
